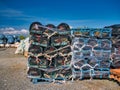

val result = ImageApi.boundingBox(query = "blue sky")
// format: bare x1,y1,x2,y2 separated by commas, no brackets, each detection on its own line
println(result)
0,0,120,30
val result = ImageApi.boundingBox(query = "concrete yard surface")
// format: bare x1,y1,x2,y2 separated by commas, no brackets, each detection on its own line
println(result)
0,48,120,90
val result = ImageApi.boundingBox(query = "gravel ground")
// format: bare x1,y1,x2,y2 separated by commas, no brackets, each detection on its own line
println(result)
0,48,120,90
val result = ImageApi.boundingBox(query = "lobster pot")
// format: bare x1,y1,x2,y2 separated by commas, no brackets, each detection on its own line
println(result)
30,28,43,35
58,30,71,35
73,51,82,59
101,39,111,50
65,55,72,66
51,35,70,47
54,55,71,68
59,46,71,56
72,29,82,36
71,28,112,80
27,67,43,78
72,28,112,38
72,68,82,79
54,55,65,68
112,27,120,36
81,29,90,36
115,37,120,48
112,60,120,69
73,37,85,44
81,64,93,71
42,68,72,80
72,69,110,79
28,44,43,55
29,22,44,35
28,56,38,67
91,29,102,38
39,56,51,68
44,28,54,35
81,70,94,79
102,49,111,59
93,46,102,60
111,54,120,69
114,47,120,54
28,22,72,83
102,28,111,38
73,43,81,52
81,45,92,58
99,59,111,69
72,58,86,68
32,36,48,47
44,46,57,55
73,38,85,51
28,56,51,69
30,34,42,43
87,58,99,69
53,47,71,68
72,68,94,79
87,38,98,47
93,70,110,79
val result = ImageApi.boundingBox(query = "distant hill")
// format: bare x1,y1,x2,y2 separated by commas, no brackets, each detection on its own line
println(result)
105,24,120,28
105,24,120,35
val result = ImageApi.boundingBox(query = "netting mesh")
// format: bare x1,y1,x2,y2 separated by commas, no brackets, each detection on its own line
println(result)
27,22,115,83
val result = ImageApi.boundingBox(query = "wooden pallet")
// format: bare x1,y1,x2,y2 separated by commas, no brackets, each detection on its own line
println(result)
110,69,120,85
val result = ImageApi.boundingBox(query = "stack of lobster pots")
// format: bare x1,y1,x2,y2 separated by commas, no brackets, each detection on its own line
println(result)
110,25,120,84
27,22,72,83
71,28,112,80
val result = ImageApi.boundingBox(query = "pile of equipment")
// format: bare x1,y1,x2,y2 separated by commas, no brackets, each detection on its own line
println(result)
27,22,72,83
71,28,112,80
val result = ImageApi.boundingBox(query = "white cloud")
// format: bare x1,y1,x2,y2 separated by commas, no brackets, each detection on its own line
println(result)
0,27,29,35
0,9,24,17
0,8,34,21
